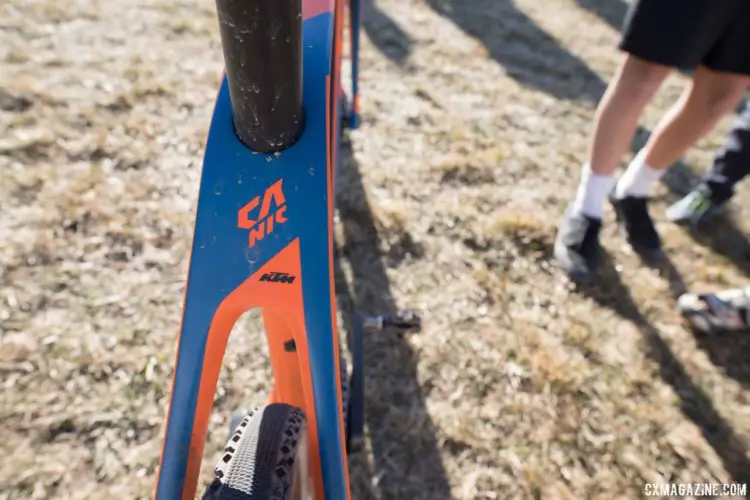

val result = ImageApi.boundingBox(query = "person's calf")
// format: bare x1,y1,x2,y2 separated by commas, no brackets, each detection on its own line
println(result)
682,68,750,122
644,67,750,169
586,55,670,177
573,56,670,220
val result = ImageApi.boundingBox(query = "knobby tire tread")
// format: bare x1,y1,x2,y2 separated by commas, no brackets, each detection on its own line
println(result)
202,403,306,500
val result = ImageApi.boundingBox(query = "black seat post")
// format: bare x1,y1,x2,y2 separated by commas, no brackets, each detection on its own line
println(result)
214,0,305,153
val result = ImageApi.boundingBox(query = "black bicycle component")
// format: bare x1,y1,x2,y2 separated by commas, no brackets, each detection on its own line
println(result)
214,0,305,153
362,309,422,332
345,309,422,453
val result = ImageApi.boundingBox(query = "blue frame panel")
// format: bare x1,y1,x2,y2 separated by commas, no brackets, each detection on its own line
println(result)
155,10,348,500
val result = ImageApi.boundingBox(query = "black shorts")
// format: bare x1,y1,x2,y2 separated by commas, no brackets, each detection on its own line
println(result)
619,0,750,75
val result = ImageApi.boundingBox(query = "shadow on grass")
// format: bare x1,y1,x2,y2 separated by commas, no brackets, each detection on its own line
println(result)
574,249,750,483
574,0,738,85
363,0,413,67
576,0,629,33
630,129,750,389
678,210,750,277
695,326,750,390
424,0,608,103
423,0,744,111
641,253,750,389
333,134,451,499
428,0,746,113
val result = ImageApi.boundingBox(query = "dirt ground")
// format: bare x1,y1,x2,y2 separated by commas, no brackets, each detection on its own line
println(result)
2,0,750,498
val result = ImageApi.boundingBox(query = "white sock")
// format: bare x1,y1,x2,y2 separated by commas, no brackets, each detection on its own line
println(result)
615,150,665,199
571,163,614,219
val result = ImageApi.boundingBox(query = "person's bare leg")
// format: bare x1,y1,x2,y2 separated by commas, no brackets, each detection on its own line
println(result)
587,56,672,176
570,55,670,220
647,67,750,168
556,55,671,283
616,66,750,198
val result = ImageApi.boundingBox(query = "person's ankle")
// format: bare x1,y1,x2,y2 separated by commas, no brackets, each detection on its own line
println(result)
615,150,665,199
571,163,612,219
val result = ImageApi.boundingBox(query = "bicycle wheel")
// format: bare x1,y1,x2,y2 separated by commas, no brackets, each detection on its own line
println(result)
202,403,311,500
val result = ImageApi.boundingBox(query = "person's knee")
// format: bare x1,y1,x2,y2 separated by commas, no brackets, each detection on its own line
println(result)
688,69,750,116
612,55,670,103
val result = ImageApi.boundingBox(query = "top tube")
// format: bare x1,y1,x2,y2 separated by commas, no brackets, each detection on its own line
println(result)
214,0,305,153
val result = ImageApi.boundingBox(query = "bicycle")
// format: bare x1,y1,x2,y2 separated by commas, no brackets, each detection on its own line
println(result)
152,0,418,498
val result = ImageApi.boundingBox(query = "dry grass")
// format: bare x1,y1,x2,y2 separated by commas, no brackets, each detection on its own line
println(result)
2,0,750,498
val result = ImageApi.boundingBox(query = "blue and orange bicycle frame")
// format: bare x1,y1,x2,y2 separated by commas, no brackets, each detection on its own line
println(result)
154,0,362,498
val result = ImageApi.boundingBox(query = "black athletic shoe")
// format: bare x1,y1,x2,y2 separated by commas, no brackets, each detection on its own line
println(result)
554,206,602,284
609,192,662,257
666,183,727,228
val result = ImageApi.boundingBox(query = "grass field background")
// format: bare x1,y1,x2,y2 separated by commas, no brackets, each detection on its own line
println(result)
2,0,750,498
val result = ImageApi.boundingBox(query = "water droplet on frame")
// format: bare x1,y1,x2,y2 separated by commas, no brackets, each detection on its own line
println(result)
245,246,260,265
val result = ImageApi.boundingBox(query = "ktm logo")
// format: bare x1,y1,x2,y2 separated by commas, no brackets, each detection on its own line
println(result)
259,272,296,284
237,179,287,247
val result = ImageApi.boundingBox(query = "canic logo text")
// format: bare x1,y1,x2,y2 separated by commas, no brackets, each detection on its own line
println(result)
237,179,288,247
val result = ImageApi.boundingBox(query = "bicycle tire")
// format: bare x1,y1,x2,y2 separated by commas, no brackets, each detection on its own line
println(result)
202,403,310,500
